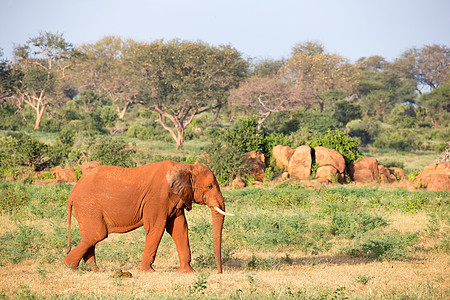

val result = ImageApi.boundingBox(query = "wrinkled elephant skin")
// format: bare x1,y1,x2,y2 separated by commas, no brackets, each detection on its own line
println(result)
63,161,228,273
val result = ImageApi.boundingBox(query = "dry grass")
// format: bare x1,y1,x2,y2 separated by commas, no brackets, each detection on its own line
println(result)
0,251,448,299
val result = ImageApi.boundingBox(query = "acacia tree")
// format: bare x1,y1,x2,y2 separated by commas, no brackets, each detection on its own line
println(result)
73,36,143,119
391,44,450,94
279,41,358,112
228,77,309,128
12,32,73,129
132,40,247,148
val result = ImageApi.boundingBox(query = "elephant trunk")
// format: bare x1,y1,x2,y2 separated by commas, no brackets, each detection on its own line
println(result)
211,207,225,274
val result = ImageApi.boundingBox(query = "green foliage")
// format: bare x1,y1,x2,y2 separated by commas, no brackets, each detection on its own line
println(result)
199,141,250,184
189,273,209,295
223,116,265,153
346,118,382,145
0,184,30,212
354,274,374,285
0,225,43,266
89,136,135,167
0,133,51,173
373,130,418,151
332,100,362,125
341,231,419,261
308,130,362,165
0,103,29,131
329,211,388,238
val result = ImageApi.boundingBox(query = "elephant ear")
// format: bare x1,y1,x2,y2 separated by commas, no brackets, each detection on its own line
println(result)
166,165,193,210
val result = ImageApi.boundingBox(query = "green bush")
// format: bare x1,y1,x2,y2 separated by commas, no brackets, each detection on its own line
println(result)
0,133,50,172
90,136,135,168
341,231,419,261
308,130,362,165
0,225,43,266
0,185,30,213
329,211,388,238
373,130,418,151
199,141,250,184
223,116,265,153
346,118,382,145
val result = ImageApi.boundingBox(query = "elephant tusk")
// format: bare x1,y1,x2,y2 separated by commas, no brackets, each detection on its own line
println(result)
213,206,235,217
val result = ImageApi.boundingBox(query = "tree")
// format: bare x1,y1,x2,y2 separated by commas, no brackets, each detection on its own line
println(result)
228,76,309,128
73,36,143,120
418,84,450,127
392,44,450,94
132,40,247,148
279,41,358,112
11,32,73,129
356,59,417,118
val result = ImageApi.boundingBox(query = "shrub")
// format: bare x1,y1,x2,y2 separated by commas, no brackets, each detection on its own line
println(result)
333,100,362,125
0,133,50,172
90,136,135,168
341,231,419,261
198,141,250,184
329,211,389,238
223,116,265,153
346,118,382,145
308,130,362,165
0,225,43,266
373,130,417,151
0,186,30,213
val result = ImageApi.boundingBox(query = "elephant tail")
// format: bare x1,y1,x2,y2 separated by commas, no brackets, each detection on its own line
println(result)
65,199,73,254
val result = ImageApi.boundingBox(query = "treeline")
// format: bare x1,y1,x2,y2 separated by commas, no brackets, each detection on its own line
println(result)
0,33,449,171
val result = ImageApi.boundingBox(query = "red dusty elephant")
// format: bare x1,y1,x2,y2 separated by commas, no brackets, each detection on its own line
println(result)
63,160,233,273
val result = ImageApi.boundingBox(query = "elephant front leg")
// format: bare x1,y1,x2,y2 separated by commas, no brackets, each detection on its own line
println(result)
166,214,194,273
140,226,165,272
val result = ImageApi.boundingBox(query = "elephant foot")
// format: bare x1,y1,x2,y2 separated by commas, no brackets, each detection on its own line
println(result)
63,256,78,270
140,265,155,272
177,265,194,273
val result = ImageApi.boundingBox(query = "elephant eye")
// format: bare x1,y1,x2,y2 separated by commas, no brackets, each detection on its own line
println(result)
207,184,213,189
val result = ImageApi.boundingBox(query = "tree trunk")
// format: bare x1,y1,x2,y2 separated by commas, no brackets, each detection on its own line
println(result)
33,104,47,130
175,126,185,149
118,102,130,120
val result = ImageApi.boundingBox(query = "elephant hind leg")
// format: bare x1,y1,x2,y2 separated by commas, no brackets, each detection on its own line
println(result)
63,219,108,271
83,246,99,272
63,240,94,270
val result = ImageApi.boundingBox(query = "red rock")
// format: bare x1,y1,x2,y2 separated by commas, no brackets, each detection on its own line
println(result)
349,157,379,183
316,165,338,182
378,165,394,184
245,151,266,182
50,166,77,183
426,174,450,191
314,146,346,173
231,177,246,189
414,162,450,191
272,145,294,170
389,167,406,180
288,145,312,179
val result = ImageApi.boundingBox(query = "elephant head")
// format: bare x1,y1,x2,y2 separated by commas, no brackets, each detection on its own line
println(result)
166,163,232,273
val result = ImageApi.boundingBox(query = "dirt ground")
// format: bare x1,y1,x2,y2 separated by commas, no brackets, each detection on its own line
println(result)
1,251,448,299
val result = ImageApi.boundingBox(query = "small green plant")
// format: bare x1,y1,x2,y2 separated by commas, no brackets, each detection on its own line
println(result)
408,170,421,182
0,187,30,213
188,273,208,295
354,274,374,285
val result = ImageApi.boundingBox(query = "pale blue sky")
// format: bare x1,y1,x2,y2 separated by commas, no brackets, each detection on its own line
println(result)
1,0,449,62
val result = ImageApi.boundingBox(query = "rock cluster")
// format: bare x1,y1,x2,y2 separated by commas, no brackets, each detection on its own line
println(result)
273,145,347,182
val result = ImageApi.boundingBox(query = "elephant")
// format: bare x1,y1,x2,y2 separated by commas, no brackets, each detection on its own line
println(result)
63,160,233,273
